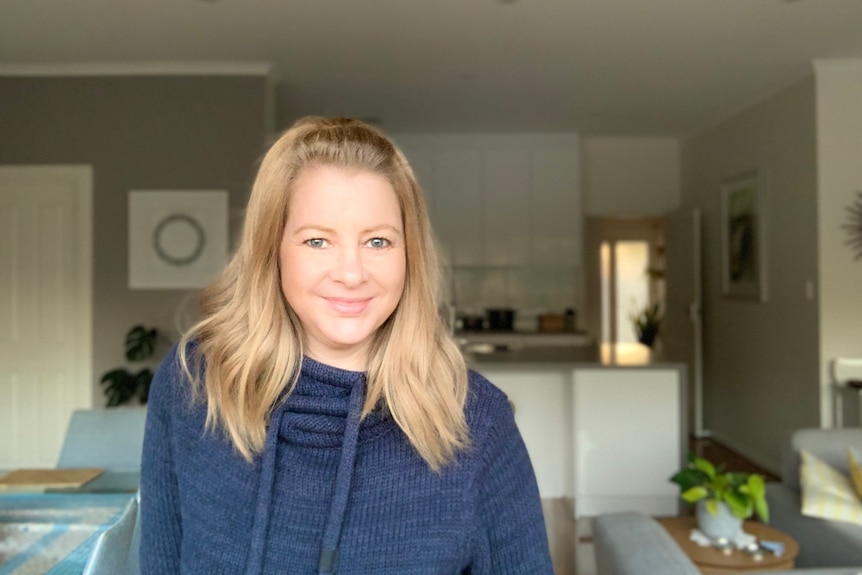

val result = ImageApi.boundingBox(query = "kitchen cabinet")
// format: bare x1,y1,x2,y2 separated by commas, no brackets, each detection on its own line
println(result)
530,149,582,266
392,133,582,310
476,359,686,518
434,150,482,266
482,150,530,267
393,134,581,269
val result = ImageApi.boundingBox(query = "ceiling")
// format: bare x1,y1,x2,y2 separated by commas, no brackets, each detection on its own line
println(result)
2,0,862,137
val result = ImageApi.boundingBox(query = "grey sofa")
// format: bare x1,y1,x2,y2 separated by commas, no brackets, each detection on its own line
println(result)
593,511,859,575
765,427,862,567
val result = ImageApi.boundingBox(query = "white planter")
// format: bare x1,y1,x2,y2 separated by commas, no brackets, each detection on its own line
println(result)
695,500,744,540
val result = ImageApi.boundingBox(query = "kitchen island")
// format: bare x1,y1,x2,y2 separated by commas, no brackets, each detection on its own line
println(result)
466,341,686,519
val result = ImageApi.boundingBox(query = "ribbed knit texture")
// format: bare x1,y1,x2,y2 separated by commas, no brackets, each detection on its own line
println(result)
140,344,554,574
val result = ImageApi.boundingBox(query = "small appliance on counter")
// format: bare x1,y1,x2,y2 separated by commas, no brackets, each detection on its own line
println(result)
537,308,578,333
458,314,485,332
486,308,515,331
538,312,564,333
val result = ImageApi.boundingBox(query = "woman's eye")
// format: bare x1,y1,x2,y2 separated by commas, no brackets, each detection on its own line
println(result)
366,237,391,249
304,238,328,248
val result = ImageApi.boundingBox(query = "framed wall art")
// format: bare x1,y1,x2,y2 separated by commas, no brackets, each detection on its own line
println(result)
128,190,228,289
720,171,767,301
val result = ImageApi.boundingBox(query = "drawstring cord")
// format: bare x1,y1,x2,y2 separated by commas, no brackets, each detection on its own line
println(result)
245,407,283,575
245,372,365,575
318,376,365,575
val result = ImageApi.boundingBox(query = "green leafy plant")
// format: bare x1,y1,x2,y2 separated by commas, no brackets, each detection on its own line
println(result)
100,325,160,407
630,302,662,348
670,454,770,522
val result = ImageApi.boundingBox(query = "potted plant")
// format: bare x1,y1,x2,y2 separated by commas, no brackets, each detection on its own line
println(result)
630,302,662,348
670,454,769,540
100,325,161,407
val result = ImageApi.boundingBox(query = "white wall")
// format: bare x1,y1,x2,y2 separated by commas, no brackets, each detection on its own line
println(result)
815,60,862,426
680,77,820,473
580,137,681,216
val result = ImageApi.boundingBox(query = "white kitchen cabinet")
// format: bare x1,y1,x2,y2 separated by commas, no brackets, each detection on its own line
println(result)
392,133,582,309
572,367,684,517
393,134,581,270
432,150,483,267
531,148,582,266
475,361,685,518
487,367,573,499
482,150,530,267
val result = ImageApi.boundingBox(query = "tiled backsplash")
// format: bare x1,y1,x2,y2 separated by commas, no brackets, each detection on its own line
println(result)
443,264,580,312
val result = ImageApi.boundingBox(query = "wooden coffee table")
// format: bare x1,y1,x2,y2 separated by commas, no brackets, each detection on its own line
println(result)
656,516,799,574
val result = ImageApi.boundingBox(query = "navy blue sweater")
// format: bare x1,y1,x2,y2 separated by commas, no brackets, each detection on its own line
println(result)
140,345,553,574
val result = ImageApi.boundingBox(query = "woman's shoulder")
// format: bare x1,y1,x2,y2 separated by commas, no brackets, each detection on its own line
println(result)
149,339,199,405
463,369,515,431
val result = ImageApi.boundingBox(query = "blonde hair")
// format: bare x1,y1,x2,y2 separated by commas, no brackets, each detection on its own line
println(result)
179,117,469,470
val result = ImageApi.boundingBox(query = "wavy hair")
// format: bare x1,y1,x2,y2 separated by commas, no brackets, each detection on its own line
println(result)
179,117,469,470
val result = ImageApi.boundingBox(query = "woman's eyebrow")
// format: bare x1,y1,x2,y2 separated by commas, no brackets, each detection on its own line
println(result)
290,224,336,235
362,224,403,236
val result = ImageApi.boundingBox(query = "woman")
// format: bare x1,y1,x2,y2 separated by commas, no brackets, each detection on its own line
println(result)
140,117,553,574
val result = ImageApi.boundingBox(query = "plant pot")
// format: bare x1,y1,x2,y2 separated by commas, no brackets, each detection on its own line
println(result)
695,500,744,540
637,325,659,348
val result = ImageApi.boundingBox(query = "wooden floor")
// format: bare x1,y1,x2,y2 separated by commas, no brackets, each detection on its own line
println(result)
543,436,777,575
689,436,779,482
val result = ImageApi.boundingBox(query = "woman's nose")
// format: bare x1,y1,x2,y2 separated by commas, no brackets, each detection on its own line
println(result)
331,246,367,285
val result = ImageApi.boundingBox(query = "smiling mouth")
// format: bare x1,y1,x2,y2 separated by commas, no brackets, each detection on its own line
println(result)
326,297,371,315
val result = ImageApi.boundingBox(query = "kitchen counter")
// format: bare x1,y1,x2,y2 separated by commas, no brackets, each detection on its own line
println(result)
464,344,600,365
456,330,592,346
468,344,687,519
464,341,675,368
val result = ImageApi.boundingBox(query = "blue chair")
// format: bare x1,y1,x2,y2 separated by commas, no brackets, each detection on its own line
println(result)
82,491,141,575
57,408,147,470
56,408,147,492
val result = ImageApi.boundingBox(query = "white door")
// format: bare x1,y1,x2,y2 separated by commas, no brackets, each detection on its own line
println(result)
663,208,706,438
0,166,93,468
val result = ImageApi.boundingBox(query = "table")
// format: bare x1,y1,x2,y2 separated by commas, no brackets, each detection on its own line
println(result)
657,516,799,574
0,491,135,575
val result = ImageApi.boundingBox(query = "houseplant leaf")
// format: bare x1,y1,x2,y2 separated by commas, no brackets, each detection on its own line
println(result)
692,456,716,479
723,490,753,519
100,369,137,407
669,468,709,492
125,325,157,361
681,486,708,503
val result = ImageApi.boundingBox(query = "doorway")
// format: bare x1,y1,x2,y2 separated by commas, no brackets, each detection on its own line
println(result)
584,217,665,364
0,165,94,468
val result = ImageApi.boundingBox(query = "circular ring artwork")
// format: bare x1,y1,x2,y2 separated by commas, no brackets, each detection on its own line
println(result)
843,191,862,261
152,213,207,266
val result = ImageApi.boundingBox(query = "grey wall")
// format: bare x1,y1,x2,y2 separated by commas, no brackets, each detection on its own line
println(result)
0,75,271,405
815,61,862,427
680,77,820,473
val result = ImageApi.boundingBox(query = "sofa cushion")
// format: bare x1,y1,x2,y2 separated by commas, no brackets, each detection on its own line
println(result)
800,450,862,526
847,448,862,498
766,481,862,568
781,428,862,493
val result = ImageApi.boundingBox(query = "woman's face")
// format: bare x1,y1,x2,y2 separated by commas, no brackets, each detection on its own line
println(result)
279,165,407,370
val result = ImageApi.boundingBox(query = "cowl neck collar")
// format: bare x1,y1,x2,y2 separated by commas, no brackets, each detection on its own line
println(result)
275,356,390,448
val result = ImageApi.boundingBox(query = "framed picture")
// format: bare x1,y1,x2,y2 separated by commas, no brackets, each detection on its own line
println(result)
720,171,767,301
128,190,228,289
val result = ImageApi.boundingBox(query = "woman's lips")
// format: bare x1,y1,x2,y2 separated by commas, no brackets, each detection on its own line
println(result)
326,297,371,315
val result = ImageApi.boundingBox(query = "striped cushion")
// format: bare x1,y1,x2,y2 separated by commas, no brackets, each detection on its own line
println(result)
800,449,862,525
847,448,862,498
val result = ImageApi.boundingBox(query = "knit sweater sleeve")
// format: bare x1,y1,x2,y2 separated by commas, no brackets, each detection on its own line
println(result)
471,374,555,574
140,344,184,574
